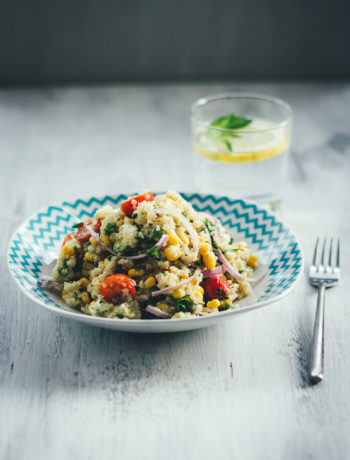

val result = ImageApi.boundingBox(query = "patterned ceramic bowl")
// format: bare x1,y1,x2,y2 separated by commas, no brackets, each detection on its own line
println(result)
7,193,303,333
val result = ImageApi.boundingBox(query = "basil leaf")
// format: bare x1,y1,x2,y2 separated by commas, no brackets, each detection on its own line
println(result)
72,222,83,229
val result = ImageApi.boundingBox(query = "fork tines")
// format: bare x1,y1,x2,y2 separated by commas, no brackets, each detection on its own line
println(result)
312,237,340,269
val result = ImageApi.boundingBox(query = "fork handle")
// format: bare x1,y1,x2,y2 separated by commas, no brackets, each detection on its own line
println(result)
309,283,325,383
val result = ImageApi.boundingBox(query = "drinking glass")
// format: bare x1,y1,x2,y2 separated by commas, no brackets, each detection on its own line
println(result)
190,93,293,208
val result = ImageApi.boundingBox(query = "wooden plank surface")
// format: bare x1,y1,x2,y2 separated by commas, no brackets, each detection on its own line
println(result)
0,83,349,460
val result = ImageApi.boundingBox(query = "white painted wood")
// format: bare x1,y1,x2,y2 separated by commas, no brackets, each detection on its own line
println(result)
1,83,349,460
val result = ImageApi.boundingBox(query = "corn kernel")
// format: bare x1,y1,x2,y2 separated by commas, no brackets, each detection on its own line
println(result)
81,292,90,304
178,233,189,245
128,268,145,277
172,288,185,299
90,237,97,246
194,289,203,299
199,235,206,243
167,232,180,245
62,289,67,296
62,244,74,257
199,243,210,256
203,252,216,270
164,245,181,261
156,302,170,313
247,254,258,267
84,252,93,261
207,299,220,309
80,277,89,288
101,234,110,245
144,276,156,288
104,258,108,265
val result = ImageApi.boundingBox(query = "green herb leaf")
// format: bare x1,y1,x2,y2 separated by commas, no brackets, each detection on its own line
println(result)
182,211,188,218
211,113,252,131
113,243,131,254
72,222,83,229
174,295,193,313
147,246,159,259
204,217,215,233
223,302,231,310
149,227,166,241
104,222,116,235
212,238,219,250
217,287,228,299
229,236,234,245
223,139,232,152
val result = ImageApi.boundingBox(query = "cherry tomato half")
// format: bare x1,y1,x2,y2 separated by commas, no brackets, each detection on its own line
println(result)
75,218,101,245
120,191,154,217
100,274,136,302
62,232,74,247
202,275,230,300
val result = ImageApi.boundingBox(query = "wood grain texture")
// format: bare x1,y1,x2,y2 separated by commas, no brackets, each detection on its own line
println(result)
0,82,349,460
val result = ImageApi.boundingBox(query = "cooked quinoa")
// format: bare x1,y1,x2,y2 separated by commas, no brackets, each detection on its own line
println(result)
51,191,259,320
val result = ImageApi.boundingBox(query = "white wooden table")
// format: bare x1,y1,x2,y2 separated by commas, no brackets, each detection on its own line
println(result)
1,83,349,460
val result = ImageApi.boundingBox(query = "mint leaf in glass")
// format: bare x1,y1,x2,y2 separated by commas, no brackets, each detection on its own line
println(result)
208,113,252,152
211,113,252,130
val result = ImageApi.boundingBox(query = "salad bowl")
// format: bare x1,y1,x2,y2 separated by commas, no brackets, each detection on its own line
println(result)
7,193,303,333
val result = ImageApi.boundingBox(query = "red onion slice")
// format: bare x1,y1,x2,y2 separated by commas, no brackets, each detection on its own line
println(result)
146,305,171,319
201,265,226,278
215,248,246,282
122,253,148,261
157,208,199,260
122,234,169,260
38,275,61,291
215,248,265,284
136,294,150,303
151,274,195,297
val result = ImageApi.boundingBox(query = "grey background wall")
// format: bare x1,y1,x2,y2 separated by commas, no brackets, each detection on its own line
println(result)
0,0,349,86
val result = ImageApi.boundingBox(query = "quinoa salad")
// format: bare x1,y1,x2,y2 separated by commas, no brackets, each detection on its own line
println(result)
41,191,260,320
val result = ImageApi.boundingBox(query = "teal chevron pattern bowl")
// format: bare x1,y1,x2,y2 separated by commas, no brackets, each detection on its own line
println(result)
7,193,304,333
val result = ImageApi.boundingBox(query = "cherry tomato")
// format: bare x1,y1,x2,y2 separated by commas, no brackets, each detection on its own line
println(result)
202,275,230,300
62,232,74,247
100,274,136,302
120,191,154,217
75,218,101,245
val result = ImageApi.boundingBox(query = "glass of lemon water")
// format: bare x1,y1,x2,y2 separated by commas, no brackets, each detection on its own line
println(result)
190,93,292,208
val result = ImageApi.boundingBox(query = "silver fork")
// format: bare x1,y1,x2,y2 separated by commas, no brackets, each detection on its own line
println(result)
309,238,340,383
